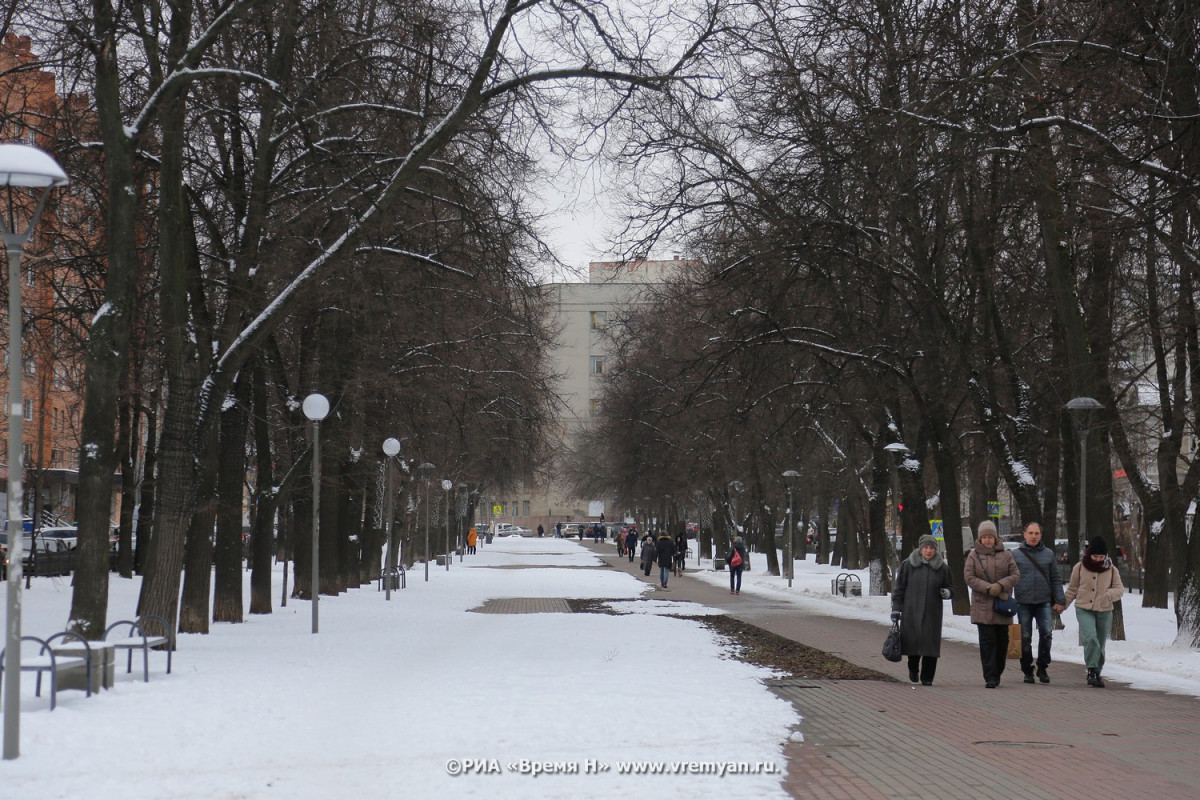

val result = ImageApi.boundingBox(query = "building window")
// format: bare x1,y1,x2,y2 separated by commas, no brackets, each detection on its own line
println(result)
22,442,32,465
23,356,35,376
51,449,62,468
589,399,601,417
590,311,607,330
589,356,604,375
54,365,67,389
523,501,530,517
23,398,33,421
25,263,35,287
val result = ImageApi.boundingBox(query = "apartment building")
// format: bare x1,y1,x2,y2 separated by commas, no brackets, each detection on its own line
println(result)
495,257,694,532
1,34,90,524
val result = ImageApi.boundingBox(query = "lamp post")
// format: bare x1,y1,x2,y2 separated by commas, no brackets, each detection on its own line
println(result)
884,443,911,555
441,479,452,570
1066,397,1103,559
302,393,330,633
419,463,434,580
782,470,800,587
382,438,401,600
1,143,68,761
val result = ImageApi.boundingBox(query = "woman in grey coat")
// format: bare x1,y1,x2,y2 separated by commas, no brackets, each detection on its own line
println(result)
891,534,953,685
640,533,657,576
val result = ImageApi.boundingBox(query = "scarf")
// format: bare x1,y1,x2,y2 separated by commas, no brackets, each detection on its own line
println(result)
908,548,945,570
1082,554,1113,573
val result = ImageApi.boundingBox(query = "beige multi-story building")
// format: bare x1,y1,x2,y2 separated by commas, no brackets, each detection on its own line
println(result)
500,257,694,533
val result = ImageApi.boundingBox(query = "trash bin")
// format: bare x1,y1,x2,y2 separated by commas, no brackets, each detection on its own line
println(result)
715,557,726,571
486,534,493,544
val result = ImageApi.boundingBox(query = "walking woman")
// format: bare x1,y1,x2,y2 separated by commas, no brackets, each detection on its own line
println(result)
891,534,953,686
727,535,749,595
1062,537,1125,687
964,521,1019,688
640,533,657,576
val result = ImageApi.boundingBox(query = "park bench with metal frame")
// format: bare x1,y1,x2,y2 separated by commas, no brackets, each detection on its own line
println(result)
0,633,93,710
103,614,174,682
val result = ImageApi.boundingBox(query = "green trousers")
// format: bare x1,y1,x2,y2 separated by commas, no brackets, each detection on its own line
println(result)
1075,607,1113,671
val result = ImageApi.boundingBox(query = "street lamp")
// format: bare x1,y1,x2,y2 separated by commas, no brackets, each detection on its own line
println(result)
419,463,434,580
2,144,68,760
382,438,401,600
1066,397,1103,559
782,470,800,587
441,479,452,571
884,442,910,555
302,393,330,634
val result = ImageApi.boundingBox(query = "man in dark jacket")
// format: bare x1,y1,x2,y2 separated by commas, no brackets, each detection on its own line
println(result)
1013,521,1066,684
655,532,676,588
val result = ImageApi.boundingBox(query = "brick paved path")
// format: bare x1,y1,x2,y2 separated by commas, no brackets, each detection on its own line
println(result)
582,540,1200,799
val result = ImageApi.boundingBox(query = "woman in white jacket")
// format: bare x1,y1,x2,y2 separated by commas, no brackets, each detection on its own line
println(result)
1063,536,1125,688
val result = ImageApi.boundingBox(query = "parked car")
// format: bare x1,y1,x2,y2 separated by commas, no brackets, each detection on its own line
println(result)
39,525,78,549
1,531,75,578
493,523,530,537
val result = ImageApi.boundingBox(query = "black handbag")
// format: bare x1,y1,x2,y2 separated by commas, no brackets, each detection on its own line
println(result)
978,558,1018,616
882,620,903,662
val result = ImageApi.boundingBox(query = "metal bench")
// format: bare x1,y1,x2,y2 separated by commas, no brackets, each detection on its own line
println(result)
103,614,174,682
0,634,92,709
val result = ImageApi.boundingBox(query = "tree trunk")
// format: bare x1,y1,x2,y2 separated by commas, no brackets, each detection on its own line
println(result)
133,382,159,576
66,0,142,638
178,422,219,633
213,369,251,622
249,359,276,614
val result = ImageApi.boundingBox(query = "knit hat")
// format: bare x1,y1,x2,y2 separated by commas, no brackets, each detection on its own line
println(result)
918,534,938,549
976,520,998,540
1087,536,1108,556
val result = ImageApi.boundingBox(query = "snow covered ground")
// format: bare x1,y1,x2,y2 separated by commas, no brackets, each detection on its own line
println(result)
1,536,1196,798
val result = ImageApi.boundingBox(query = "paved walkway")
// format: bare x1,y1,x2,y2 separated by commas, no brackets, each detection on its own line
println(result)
581,539,1200,800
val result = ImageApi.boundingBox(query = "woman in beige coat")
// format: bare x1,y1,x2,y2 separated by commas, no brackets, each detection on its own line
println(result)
1063,536,1125,687
964,521,1020,688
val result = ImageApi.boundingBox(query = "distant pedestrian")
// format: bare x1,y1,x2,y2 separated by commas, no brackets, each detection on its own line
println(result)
555,522,562,538
964,520,1020,688
537,524,544,538
625,528,638,562
1012,521,1065,684
655,531,676,588
466,527,478,555
1062,536,1125,688
727,535,749,595
673,532,686,575
640,534,657,576
891,534,953,685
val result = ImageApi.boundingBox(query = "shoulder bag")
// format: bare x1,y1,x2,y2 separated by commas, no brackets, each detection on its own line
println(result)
980,560,1017,617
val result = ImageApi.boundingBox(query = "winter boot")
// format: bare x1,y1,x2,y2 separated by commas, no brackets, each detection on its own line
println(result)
909,664,920,684
1086,668,1102,687
1091,670,1105,688
1023,669,1035,684
1036,667,1050,684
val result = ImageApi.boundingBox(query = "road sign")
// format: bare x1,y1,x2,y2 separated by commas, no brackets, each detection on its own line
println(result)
492,504,503,517
987,501,1002,517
